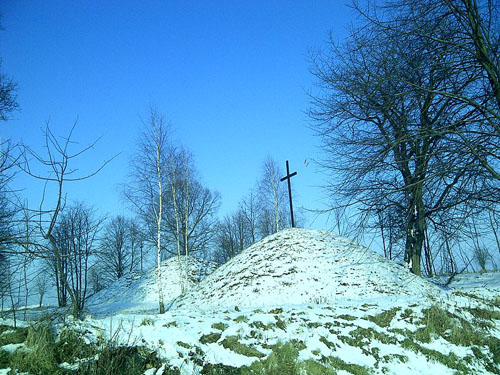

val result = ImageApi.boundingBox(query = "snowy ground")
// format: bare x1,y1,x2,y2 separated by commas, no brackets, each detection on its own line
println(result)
1,228,499,374
86,256,216,316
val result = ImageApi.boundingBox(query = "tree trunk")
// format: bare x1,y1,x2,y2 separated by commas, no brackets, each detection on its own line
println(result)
404,185,425,276
156,143,165,314
184,159,189,292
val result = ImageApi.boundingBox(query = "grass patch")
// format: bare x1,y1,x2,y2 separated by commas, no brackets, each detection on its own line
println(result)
268,307,283,314
244,341,298,375
200,332,221,344
322,356,371,375
337,314,357,321
493,296,500,308
234,315,249,323
79,345,166,375
163,321,178,328
401,339,470,373
274,316,287,331
201,363,242,374
211,322,228,331
0,325,13,335
0,348,10,368
465,307,500,321
56,328,96,364
176,341,191,349
221,336,265,358
0,326,28,346
401,308,414,320
319,336,336,350
367,307,400,328
9,321,61,375
249,321,274,331
140,317,154,326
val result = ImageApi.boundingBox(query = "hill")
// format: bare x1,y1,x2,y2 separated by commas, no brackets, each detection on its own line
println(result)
3,229,497,374
86,256,215,315
173,228,441,309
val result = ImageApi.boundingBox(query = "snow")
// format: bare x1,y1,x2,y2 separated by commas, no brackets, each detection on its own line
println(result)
172,229,441,309
86,256,216,315
2,228,499,374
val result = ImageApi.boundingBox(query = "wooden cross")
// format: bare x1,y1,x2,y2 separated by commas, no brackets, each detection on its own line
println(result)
280,160,297,228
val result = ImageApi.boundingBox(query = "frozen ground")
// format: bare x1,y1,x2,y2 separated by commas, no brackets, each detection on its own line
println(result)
1,228,499,374
86,256,216,316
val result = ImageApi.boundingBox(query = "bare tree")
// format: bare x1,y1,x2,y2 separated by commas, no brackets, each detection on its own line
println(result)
213,209,251,265
239,190,260,244
124,108,171,313
0,61,18,121
355,0,500,194
309,1,487,275
98,215,129,283
88,264,104,296
34,271,49,308
17,121,112,317
257,156,288,235
51,202,103,313
98,215,142,285
162,149,221,257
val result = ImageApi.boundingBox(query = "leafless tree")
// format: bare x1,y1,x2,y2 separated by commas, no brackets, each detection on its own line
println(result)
16,121,112,317
257,156,289,236
239,190,260,244
124,108,171,313
0,61,18,121
50,202,103,312
88,264,104,296
34,271,49,308
98,215,142,286
309,1,488,275
99,215,129,283
213,209,252,264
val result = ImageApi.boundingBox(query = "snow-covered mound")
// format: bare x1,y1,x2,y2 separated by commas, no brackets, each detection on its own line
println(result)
432,271,500,299
86,256,216,315
174,228,441,309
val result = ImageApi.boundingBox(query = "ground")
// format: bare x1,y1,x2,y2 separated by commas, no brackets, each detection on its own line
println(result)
1,229,499,374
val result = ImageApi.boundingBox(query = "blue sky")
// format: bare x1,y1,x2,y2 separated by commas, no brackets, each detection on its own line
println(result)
1,1,355,229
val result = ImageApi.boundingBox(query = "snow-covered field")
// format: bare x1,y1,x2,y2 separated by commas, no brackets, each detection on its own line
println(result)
1,228,499,374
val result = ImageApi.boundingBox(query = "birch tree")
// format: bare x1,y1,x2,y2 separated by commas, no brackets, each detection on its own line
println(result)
257,156,288,235
125,108,171,313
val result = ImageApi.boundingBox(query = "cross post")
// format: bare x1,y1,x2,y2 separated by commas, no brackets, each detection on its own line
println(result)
280,160,297,228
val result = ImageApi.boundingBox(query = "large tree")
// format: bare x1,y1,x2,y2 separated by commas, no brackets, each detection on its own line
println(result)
310,1,486,275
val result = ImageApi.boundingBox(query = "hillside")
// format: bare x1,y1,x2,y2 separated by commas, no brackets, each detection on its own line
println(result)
2,229,498,375
86,256,216,315
173,228,441,309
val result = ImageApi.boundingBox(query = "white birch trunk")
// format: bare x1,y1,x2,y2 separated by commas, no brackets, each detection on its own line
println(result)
155,142,165,314
184,156,189,291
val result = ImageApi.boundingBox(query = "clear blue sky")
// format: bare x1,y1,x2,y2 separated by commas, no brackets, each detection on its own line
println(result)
1,1,355,229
